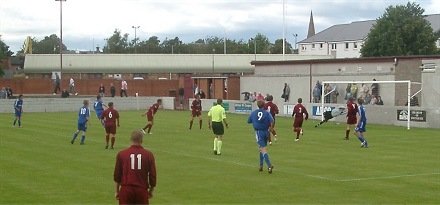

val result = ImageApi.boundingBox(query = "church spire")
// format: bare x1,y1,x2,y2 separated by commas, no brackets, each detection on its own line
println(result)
307,10,315,38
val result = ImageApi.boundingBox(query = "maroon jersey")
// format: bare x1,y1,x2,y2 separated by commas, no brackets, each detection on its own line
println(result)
191,99,202,111
100,107,119,127
147,103,160,116
347,101,358,117
114,145,157,190
292,103,309,120
263,101,279,119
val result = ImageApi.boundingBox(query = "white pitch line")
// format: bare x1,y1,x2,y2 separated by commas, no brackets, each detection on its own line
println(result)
335,173,440,182
2,124,439,182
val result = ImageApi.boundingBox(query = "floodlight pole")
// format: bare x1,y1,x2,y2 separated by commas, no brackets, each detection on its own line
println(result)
132,26,140,54
55,0,66,88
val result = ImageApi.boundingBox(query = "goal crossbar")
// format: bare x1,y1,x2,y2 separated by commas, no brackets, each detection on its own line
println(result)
321,80,419,130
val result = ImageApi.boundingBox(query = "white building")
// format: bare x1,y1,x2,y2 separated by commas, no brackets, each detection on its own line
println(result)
298,14,440,58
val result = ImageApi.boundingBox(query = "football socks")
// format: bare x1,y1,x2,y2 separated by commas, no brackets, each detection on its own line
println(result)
213,138,218,152
217,140,222,154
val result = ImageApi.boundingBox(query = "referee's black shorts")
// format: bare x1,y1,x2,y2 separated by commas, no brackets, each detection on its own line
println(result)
212,122,224,135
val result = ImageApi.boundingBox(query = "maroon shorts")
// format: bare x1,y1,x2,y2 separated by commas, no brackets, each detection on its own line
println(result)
192,110,201,117
147,113,154,121
293,119,303,128
118,186,149,205
347,115,357,125
105,125,116,134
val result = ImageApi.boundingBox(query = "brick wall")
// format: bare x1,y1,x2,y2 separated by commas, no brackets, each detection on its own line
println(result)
0,78,179,97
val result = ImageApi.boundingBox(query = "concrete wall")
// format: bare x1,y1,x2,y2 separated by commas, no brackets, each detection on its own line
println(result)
421,59,440,129
0,97,175,114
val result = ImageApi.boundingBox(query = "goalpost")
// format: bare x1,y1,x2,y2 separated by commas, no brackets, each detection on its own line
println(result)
320,80,421,130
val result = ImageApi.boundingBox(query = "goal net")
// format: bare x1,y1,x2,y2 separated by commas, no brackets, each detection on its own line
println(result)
317,80,421,130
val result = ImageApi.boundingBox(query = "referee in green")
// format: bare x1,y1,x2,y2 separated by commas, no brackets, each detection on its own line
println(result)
208,98,229,155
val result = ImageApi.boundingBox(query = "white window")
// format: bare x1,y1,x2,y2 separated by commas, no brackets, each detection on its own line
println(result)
302,45,307,51
345,43,349,49
320,43,323,49
312,44,315,49
354,42,358,49
331,44,337,50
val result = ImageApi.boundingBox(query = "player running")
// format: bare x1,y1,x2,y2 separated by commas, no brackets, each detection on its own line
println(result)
345,97,358,140
189,94,203,129
354,98,369,148
12,94,24,128
93,95,108,126
71,100,90,145
315,106,346,127
263,95,279,144
292,98,309,141
248,100,275,174
141,99,162,135
100,102,120,149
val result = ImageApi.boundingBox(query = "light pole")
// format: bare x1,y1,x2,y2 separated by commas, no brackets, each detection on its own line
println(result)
293,34,298,51
132,26,140,53
212,48,216,73
55,0,66,88
250,38,256,61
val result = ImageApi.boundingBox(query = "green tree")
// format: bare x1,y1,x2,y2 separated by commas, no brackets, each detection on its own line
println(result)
0,38,14,77
31,34,67,54
361,2,438,57
249,33,271,54
271,39,293,54
103,29,129,53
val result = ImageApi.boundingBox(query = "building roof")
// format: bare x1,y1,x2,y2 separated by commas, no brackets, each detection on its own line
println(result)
299,14,440,44
23,54,330,74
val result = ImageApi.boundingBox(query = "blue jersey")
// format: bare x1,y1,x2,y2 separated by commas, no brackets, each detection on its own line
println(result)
247,109,274,130
357,105,367,122
14,99,23,114
78,106,90,124
94,100,104,112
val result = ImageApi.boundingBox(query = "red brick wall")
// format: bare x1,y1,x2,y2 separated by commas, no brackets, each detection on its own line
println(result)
0,79,179,97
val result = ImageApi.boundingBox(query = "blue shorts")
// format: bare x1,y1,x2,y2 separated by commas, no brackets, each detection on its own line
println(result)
255,130,269,147
14,111,22,117
355,121,366,133
96,110,103,119
77,122,88,132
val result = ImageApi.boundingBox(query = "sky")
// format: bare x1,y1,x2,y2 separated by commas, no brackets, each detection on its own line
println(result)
0,0,439,53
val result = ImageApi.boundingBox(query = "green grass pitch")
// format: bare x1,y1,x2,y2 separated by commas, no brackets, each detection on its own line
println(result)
0,109,439,204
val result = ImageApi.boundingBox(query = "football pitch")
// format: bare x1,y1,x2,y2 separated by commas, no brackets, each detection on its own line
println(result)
0,109,439,204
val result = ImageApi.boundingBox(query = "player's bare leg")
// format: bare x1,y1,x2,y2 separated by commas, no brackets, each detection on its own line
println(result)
198,115,203,129
268,134,272,145
105,133,110,149
345,124,353,140
271,129,277,142
110,133,116,149
189,116,195,129
146,121,154,134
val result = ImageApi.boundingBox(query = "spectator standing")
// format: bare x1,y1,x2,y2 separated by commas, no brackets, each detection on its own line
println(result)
53,73,61,95
178,87,184,107
331,83,339,103
0,87,6,99
69,77,78,95
324,83,331,103
120,80,128,97
312,83,320,103
345,83,352,100
371,79,379,97
282,83,290,102
99,83,106,97
256,92,265,101
209,83,213,99
360,83,369,99
110,83,116,97
350,83,358,100
193,83,199,97
6,85,13,99
364,93,372,105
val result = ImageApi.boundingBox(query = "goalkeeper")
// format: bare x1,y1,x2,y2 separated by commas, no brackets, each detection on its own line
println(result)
315,107,346,127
